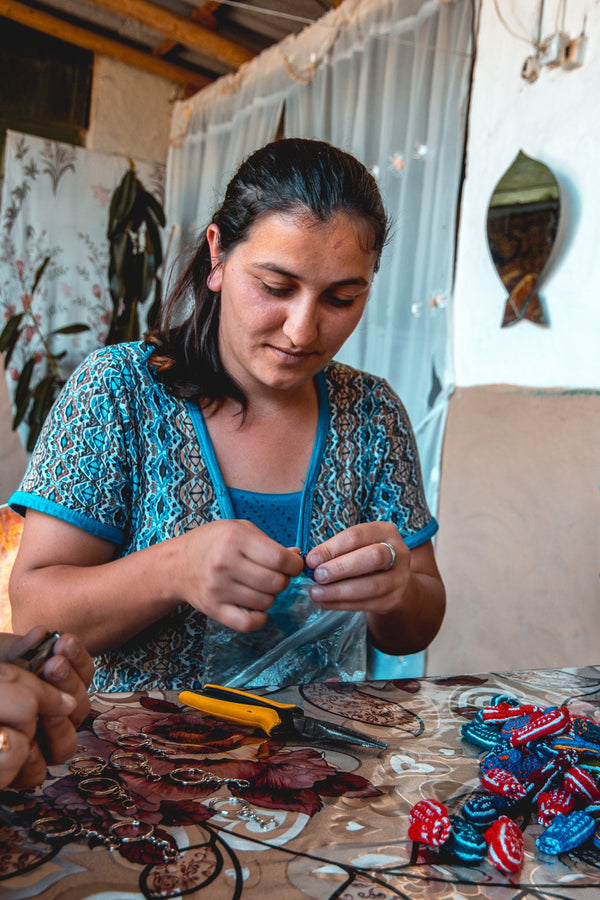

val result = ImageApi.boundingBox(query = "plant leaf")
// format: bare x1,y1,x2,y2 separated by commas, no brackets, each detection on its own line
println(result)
26,374,58,449
50,323,90,335
3,325,23,368
142,190,166,228
31,256,51,294
146,276,162,330
13,390,31,430
144,215,163,270
107,166,139,239
14,356,35,413
0,312,25,352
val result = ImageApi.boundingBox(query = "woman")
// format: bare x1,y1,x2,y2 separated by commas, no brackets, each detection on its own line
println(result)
9,139,445,691
0,628,93,789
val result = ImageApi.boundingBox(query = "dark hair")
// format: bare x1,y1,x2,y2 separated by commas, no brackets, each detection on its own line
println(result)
146,138,389,409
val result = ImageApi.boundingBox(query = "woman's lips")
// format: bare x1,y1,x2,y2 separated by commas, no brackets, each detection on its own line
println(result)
270,345,315,362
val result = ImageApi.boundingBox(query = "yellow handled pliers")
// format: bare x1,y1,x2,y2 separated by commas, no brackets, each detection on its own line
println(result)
179,684,387,750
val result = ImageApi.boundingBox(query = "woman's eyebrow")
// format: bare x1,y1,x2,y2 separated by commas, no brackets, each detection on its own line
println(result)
253,262,371,287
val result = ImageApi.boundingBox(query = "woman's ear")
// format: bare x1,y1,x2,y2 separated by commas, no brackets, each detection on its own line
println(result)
206,223,223,292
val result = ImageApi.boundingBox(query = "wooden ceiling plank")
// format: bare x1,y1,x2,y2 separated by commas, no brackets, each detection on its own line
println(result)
86,0,254,68
152,4,218,59
0,0,211,88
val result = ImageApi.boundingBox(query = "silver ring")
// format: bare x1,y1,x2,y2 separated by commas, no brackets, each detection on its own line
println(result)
379,541,396,571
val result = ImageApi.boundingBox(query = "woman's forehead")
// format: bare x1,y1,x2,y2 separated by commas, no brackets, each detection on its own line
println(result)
245,208,379,253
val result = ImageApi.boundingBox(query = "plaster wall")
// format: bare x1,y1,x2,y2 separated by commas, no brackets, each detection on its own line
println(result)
430,0,600,675
429,386,600,675
452,0,600,388
86,55,176,163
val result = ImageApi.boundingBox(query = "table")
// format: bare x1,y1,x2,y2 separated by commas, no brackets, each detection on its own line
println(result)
2,665,600,899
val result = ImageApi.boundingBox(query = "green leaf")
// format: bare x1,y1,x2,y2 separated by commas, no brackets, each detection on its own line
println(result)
3,324,23,369
142,190,166,228
107,166,139,239
31,256,51,294
26,378,58,452
144,215,163,270
0,312,25,352
146,276,162,330
14,356,35,413
50,323,90,335
13,389,31,430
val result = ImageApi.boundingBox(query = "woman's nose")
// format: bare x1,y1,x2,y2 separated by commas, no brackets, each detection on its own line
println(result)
282,298,319,346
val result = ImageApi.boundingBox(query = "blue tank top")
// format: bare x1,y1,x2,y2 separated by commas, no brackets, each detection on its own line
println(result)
228,487,302,547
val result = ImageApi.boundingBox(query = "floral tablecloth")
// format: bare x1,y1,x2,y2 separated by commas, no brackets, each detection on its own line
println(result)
2,666,600,899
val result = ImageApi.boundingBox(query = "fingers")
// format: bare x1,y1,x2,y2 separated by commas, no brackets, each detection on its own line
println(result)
52,633,94,689
306,523,407,585
0,663,79,790
0,725,37,789
37,713,79,767
42,634,93,727
181,520,304,629
0,663,77,730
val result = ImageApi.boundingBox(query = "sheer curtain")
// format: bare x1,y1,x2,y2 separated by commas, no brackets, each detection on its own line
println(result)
165,0,475,677
165,57,288,283
285,0,473,513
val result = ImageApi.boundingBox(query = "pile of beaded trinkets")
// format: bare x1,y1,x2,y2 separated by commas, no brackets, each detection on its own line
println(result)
408,694,600,874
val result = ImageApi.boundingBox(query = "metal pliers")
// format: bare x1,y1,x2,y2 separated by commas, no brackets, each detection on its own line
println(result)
179,684,387,750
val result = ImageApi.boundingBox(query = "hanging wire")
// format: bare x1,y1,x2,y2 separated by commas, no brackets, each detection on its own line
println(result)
212,0,324,27
492,0,542,47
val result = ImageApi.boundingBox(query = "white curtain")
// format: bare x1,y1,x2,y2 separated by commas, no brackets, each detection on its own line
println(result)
165,0,475,676
284,0,474,515
165,60,288,282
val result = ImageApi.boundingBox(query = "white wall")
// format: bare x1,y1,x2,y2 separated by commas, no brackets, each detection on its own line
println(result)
453,0,600,389
86,56,176,163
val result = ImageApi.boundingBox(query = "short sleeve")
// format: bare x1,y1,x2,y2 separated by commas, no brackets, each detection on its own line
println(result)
366,378,438,547
10,345,138,544
315,364,438,549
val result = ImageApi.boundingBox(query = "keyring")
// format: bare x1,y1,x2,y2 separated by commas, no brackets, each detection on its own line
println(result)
170,766,218,786
31,816,78,840
109,819,154,843
70,755,107,777
79,776,122,796
109,750,162,782
115,732,152,751
115,731,176,759
79,775,136,812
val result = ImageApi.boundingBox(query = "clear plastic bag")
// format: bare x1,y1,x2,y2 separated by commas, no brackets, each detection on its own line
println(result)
202,575,367,688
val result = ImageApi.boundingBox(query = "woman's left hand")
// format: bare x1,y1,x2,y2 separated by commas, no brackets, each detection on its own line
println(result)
304,523,409,612
304,523,445,654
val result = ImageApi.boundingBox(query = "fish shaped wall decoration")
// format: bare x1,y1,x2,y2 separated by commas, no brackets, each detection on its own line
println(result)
486,150,560,327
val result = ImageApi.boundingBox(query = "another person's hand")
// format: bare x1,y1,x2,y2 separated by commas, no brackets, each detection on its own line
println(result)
0,628,93,790
175,519,305,633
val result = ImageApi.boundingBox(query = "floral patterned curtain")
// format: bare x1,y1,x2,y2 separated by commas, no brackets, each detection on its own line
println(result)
0,130,165,449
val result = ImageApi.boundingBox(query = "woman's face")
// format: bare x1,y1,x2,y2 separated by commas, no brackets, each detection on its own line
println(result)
207,210,378,399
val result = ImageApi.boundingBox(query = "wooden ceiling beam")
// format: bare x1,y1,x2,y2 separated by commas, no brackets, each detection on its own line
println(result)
0,0,212,89
85,0,254,69
153,3,219,60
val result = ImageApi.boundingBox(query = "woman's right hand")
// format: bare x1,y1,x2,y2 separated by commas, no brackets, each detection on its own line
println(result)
9,511,304,654
175,519,304,632
0,628,93,790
